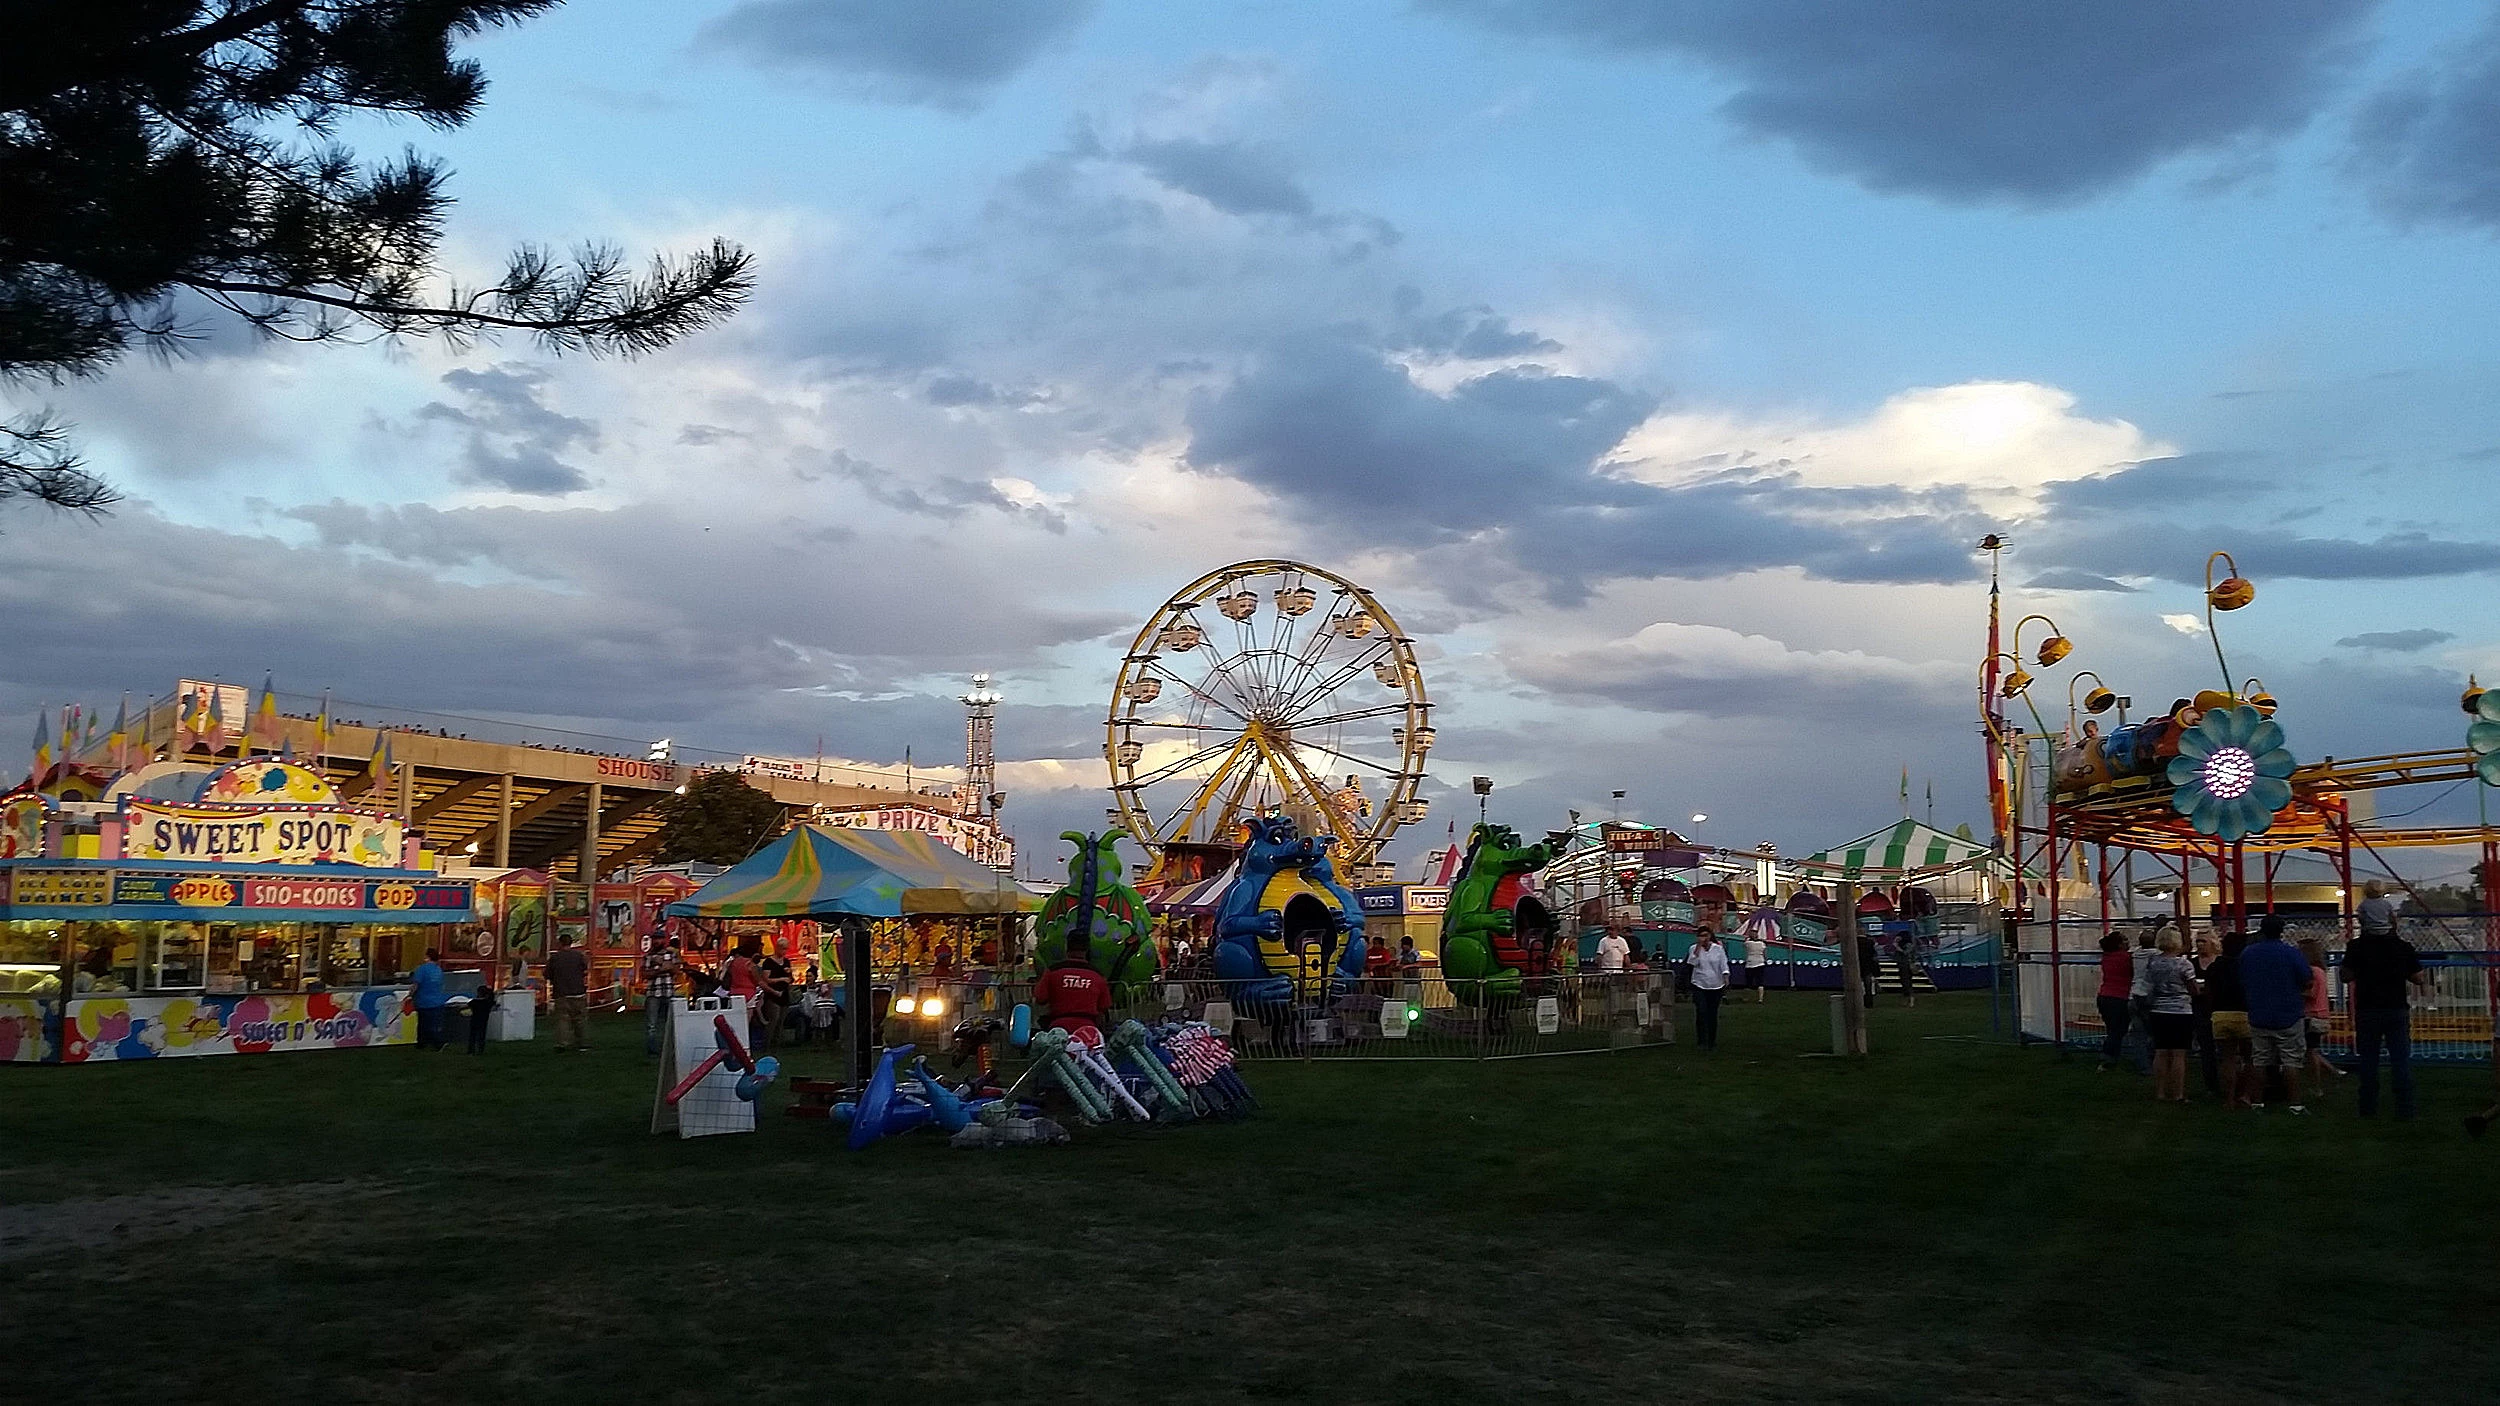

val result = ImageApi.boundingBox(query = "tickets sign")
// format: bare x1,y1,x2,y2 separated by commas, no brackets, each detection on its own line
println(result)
122,800,403,868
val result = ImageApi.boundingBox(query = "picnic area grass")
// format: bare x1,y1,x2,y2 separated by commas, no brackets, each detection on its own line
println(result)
4,991,2497,1404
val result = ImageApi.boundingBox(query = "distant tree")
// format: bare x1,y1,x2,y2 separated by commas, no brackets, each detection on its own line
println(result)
655,771,787,866
1,1,755,510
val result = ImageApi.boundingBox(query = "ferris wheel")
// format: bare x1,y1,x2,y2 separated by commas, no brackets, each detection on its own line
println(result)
1107,559,1432,882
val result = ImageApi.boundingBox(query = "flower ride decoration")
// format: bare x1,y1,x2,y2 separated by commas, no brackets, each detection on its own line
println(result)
2165,704,2295,841
2468,680,2500,785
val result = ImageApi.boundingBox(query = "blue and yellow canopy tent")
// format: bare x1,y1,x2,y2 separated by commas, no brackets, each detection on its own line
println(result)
665,825,1037,919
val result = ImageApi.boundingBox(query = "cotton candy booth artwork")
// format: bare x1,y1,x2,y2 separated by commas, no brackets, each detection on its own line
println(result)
60,988,410,1062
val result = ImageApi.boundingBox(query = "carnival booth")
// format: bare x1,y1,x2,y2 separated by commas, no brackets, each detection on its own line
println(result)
0,759,474,1063
1795,819,2013,990
666,825,1037,1078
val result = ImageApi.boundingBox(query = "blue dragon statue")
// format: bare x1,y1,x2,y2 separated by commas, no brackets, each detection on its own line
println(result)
1211,816,1367,1007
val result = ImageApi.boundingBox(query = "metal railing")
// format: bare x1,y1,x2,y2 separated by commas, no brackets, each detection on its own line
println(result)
2013,916,2500,1063
875,971,1683,1061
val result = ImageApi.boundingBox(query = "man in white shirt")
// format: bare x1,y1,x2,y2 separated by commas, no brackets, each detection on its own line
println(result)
1594,927,1629,973
1687,932,1731,1051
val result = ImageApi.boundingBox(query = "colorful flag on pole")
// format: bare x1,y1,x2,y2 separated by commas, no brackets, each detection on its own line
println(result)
368,727,394,779
31,709,51,783
108,696,129,772
315,691,332,759
80,706,98,756
206,686,226,747
252,674,279,752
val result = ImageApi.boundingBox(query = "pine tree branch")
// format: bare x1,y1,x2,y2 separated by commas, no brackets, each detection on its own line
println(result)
0,411,121,514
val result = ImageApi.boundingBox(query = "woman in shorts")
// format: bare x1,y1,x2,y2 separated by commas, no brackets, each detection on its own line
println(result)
2205,932,2253,1108
2297,936,2342,1101
2141,931,2201,1103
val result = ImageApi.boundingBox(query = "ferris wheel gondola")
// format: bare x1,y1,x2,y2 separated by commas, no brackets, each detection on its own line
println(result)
1106,560,1431,884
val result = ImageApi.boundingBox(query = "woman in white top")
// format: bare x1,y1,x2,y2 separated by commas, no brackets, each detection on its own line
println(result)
1743,929,1770,1002
1687,933,1731,1051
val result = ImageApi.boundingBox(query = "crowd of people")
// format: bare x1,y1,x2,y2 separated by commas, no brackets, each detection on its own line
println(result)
2092,883,2431,1118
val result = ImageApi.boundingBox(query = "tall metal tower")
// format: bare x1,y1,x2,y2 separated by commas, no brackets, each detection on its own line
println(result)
960,672,1001,820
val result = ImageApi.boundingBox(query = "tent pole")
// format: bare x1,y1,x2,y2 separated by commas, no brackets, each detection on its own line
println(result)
844,918,871,1087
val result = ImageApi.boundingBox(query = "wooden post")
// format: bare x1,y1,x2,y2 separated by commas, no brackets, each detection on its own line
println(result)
1838,880,1868,1055
494,772,514,868
581,780,603,883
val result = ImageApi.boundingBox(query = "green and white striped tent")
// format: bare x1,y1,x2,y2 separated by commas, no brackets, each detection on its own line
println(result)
1802,819,2004,879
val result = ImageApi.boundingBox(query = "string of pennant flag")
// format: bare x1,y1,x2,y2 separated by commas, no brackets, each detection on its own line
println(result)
26,677,399,787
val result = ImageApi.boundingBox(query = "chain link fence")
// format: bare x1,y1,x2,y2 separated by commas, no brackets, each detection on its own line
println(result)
875,970,1683,1061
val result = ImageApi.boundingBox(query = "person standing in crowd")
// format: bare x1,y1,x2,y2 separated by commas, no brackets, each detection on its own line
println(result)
1037,931,1113,1042
2239,916,2313,1114
409,948,450,1051
724,940,764,1047
761,946,796,1049
546,936,591,1053
642,937,681,1057
1856,927,1880,1009
1687,929,1731,1051
1595,926,1629,975
2356,880,2402,939
2095,932,2134,1071
2206,932,2254,1108
2340,907,2428,1120
2141,931,2199,1102
2296,936,2343,1102
2123,926,2162,1072
464,981,496,1055
2190,932,2225,1097
1744,924,1769,1002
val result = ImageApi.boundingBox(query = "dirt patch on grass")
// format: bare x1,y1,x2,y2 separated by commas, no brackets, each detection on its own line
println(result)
0,1180,393,1263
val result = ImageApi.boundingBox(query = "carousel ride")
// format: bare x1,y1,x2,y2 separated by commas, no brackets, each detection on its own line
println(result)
1106,560,1432,889
1978,541,2500,1042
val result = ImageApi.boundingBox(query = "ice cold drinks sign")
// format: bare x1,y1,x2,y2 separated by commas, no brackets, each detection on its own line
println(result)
122,800,404,868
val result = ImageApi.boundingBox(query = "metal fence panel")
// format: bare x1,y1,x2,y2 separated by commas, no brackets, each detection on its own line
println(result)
877,971,1682,1061
2013,917,2498,1063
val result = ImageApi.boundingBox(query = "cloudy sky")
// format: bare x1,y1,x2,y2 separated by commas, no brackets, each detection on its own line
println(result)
10,0,2500,873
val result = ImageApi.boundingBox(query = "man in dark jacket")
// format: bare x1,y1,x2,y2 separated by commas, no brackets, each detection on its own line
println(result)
2340,920,2427,1119
546,936,591,1053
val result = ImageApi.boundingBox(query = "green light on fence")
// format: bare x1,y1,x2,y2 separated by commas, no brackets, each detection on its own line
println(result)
1407,1009,1421,1021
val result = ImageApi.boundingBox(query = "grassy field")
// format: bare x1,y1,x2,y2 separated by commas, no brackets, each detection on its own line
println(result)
4,992,2496,1405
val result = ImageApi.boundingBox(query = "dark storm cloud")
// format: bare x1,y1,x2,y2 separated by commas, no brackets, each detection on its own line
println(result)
699,0,1095,110
1188,332,1651,531
1427,0,2376,201
1185,332,1984,597
2028,524,2500,583
2350,13,2500,228
801,451,1067,532
415,365,594,495
2334,627,2456,652
1126,138,1315,219
2042,453,2257,512
1389,286,1561,359
2022,569,2136,593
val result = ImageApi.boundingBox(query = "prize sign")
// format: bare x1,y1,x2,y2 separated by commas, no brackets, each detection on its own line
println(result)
122,800,403,868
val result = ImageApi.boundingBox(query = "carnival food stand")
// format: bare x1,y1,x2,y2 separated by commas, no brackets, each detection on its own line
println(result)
0,759,473,1063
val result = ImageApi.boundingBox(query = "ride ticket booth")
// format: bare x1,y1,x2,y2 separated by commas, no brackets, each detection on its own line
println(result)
0,759,475,1064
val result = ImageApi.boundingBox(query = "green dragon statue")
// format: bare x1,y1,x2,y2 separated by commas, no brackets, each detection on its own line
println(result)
1033,829,1160,1001
1437,823,1555,1006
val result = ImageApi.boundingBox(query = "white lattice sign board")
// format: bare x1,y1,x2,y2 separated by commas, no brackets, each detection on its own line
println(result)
651,996,755,1139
